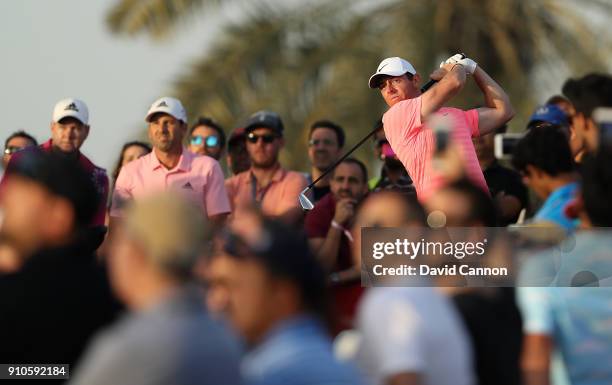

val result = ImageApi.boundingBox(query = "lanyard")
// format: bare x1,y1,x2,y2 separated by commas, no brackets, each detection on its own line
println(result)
250,172,273,206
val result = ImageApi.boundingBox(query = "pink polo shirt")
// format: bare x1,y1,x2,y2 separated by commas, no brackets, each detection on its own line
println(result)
382,95,489,200
110,149,230,218
225,166,307,220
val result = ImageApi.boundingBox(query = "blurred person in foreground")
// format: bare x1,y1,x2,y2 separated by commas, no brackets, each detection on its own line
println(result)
368,119,415,193
188,116,226,160
511,126,579,232
306,120,345,203
110,97,230,225
351,191,475,385
472,123,528,225
368,54,514,200
425,180,523,385
2,98,109,229
206,210,364,385
519,146,612,385
110,141,151,188
0,151,120,367
71,192,242,385
225,110,308,225
226,127,250,175
2,130,37,170
305,158,369,333
562,73,612,157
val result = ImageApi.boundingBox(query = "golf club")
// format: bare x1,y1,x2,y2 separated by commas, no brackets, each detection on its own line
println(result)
299,125,380,210
299,56,461,210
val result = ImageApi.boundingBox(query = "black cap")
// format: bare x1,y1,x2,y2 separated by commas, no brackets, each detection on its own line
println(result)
244,110,284,135
5,149,99,228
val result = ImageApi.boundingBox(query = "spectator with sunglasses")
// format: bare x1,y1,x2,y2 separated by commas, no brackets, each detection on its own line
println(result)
110,97,230,225
305,120,345,203
225,110,308,225
188,117,226,161
2,130,37,174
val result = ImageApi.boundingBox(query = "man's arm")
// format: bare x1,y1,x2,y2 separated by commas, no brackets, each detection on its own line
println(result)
473,67,515,136
420,63,467,120
309,227,343,272
521,334,552,385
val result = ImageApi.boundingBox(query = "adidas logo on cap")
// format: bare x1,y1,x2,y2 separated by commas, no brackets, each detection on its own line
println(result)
157,101,168,108
64,102,79,112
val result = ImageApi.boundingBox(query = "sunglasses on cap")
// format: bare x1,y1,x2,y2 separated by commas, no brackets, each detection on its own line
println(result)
190,135,219,148
246,132,278,144
4,146,27,156
308,138,335,147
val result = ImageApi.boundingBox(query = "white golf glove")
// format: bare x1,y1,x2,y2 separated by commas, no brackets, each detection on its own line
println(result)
440,53,478,75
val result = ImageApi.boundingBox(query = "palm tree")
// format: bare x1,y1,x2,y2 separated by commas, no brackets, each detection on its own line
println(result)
107,0,612,170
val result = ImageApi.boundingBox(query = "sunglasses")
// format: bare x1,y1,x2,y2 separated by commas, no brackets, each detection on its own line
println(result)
247,132,277,144
190,135,219,148
4,146,27,156
308,138,336,147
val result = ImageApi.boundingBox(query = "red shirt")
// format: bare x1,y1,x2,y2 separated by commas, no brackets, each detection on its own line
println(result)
304,192,353,272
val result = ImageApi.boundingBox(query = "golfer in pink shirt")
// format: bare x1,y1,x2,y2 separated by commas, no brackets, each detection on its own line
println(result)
110,97,230,224
368,55,514,200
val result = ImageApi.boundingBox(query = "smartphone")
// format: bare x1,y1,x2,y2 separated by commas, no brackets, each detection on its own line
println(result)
593,107,612,148
494,133,524,160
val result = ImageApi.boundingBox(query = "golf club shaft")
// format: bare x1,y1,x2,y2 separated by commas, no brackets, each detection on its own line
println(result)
420,79,437,93
307,126,380,189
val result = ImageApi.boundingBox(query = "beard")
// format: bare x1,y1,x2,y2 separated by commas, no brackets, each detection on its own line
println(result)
251,154,278,169
154,136,175,152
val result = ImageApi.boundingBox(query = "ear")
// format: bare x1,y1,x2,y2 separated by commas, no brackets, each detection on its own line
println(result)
271,279,301,313
147,124,154,142
412,73,421,85
278,137,285,148
527,164,545,179
82,125,90,141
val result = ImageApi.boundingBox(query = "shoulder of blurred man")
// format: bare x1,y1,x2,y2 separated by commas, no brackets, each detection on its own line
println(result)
70,284,242,385
534,182,580,232
242,314,364,385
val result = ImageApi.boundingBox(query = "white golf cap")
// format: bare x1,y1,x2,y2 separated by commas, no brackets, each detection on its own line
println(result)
145,97,187,123
368,57,417,88
52,98,89,125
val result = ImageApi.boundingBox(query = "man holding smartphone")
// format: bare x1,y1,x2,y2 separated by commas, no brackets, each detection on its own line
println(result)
368,55,514,200
562,73,612,155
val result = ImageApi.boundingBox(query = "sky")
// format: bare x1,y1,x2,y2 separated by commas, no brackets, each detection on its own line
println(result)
0,0,221,172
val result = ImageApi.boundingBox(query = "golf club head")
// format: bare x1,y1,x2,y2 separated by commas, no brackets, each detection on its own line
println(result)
299,188,315,211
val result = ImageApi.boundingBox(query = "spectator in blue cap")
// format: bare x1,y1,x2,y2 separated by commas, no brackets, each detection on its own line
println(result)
527,104,569,129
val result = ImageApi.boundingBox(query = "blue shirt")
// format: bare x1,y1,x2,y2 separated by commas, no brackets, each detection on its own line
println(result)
242,315,364,385
518,231,612,385
533,182,579,232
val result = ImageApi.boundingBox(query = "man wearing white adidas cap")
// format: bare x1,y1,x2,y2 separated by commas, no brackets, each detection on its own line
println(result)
110,97,230,224
369,55,514,200
2,98,109,228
